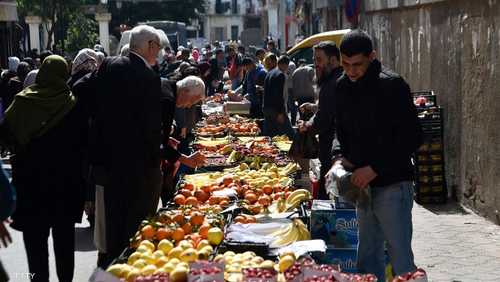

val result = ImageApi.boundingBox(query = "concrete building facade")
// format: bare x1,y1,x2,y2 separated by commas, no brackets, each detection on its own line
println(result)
360,0,500,224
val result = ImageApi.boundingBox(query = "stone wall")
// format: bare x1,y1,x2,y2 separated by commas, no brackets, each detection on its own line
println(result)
360,0,500,224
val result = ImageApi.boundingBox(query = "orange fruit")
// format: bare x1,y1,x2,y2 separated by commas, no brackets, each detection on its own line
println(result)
172,227,185,242
174,194,186,205
190,212,205,226
156,227,172,240
201,185,212,194
141,225,155,240
273,184,282,193
211,185,221,191
246,216,257,223
234,215,247,224
194,190,209,203
182,222,193,234
185,196,199,206
245,193,257,204
198,223,211,239
273,192,284,200
262,185,273,195
183,183,195,191
249,205,262,214
179,189,193,198
258,195,271,206
219,200,229,207
222,175,233,186
190,234,201,247
208,196,220,205
173,213,186,225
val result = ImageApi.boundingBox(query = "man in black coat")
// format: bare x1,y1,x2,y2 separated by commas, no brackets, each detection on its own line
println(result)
334,30,422,281
298,41,343,199
82,25,206,267
262,56,294,138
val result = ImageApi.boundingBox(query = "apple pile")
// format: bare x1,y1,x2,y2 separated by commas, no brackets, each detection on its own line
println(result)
392,268,427,282
304,273,378,282
242,267,277,281
120,273,169,282
189,266,223,276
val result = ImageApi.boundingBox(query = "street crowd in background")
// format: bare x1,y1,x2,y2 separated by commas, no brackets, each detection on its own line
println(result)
0,27,421,282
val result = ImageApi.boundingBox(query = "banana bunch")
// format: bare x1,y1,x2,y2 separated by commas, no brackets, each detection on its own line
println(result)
270,219,311,248
285,189,311,212
267,189,311,213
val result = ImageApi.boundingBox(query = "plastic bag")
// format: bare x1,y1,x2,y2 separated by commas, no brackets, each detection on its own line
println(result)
325,163,370,208
289,131,319,159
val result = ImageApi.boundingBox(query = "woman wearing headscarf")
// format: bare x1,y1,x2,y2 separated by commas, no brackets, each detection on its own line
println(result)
68,48,98,88
68,48,100,229
0,55,86,282
4,62,31,111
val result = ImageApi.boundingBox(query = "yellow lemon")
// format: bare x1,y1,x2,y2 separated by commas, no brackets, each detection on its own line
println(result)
260,260,275,269
223,251,235,257
132,259,147,270
139,240,156,252
140,265,157,276
135,245,150,254
178,240,194,250
168,247,183,259
153,250,165,260
157,239,174,254
179,248,198,263
251,256,264,264
163,263,175,273
207,227,224,245
126,268,141,282
279,251,296,261
106,264,125,278
196,239,210,251
197,249,210,260
155,256,169,268
127,252,142,265
169,258,180,265
200,245,213,254
140,252,155,264
278,255,295,272
169,266,188,282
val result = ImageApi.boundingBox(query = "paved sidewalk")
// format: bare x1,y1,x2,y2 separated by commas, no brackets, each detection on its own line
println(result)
412,202,500,282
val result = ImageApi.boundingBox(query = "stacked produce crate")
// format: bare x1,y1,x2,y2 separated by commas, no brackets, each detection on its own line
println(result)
413,91,447,204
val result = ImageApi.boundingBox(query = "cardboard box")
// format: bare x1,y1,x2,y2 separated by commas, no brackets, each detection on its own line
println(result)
310,200,358,248
333,196,355,209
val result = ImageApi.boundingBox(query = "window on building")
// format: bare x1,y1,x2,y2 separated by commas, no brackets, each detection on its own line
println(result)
231,25,239,41
232,0,238,14
214,27,225,41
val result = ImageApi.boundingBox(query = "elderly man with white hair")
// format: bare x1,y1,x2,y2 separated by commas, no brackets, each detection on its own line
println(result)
76,25,206,267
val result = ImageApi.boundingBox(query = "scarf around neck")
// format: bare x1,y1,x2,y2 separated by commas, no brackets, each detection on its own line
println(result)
4,55,76,146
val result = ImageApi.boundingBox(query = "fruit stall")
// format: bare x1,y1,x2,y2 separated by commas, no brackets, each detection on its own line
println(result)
100,95,427,282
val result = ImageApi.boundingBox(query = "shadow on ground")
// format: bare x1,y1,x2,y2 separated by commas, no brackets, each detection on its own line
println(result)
420,200,470,215
75,227,96,252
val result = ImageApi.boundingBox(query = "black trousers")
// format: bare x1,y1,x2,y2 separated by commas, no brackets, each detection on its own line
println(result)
22,222,75,282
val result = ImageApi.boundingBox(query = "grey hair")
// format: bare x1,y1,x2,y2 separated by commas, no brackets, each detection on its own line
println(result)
120,44,130,56
156,29,170,49
176,75,206,99
129,25,160,52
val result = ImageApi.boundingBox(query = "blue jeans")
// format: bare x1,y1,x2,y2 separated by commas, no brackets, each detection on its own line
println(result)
356,181,416,281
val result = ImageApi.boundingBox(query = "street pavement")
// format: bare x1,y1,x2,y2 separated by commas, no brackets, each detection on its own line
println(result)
1,198,500,281
0,103,495,281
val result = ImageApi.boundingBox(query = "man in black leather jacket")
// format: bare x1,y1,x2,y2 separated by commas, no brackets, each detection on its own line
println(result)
298,41,343,199
334,29,422,281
